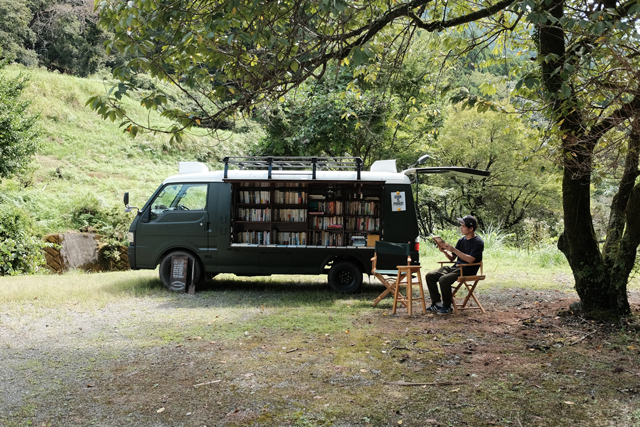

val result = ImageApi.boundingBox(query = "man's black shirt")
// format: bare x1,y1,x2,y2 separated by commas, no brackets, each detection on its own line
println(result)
454,235,484,276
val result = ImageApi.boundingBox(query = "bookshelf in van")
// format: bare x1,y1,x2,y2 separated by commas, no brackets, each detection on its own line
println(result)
230,181,382,247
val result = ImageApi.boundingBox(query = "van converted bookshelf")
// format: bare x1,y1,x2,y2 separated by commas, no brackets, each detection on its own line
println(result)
228,181,383,247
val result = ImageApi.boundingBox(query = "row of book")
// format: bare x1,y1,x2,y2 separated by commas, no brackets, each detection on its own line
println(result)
346,217,380,231
309,216,343,230
237,231,271,244
237,181,271,188
275,232,306,245
274,190,307,205
237,209,381,226
274,209,307,222
311,201,343,215
308,201,379,215
237,208,271,222
346,201,379,216
238,191,270,204
309,231,344,246
235,231,308,245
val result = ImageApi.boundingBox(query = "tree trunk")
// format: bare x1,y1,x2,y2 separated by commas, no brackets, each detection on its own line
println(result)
603,119,640,314
538,0,633,315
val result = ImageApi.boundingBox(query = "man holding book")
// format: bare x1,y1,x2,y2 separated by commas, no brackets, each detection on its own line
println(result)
426,215,484,314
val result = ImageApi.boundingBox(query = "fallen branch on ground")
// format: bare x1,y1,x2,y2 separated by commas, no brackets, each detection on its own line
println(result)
384,381,465,386
193,380,222,388
569,332,596,346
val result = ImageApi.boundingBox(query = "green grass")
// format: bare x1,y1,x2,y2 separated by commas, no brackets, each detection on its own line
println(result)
1,65,264,235
2,242,637,308
0,269,162,307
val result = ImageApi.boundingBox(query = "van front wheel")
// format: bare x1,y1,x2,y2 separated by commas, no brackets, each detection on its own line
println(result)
328,261,363,293
159,251,202,292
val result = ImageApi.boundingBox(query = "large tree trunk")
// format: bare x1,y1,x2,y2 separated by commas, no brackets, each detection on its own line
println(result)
538,0,634,315
556,133,616,312
602,119,640,313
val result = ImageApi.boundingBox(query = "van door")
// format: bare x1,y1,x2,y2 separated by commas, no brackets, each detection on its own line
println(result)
404,166,490,179
135,182,209,267
200,182,236,272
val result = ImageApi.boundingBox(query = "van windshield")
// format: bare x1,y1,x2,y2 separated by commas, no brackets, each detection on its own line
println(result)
149,183,207,220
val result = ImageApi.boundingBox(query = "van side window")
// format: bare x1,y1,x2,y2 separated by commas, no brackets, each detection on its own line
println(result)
149,183,207,220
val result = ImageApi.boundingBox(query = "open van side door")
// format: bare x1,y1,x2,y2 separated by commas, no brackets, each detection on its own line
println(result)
403,167,490,179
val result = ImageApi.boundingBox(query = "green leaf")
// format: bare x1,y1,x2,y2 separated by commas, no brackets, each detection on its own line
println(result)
479,82,498,96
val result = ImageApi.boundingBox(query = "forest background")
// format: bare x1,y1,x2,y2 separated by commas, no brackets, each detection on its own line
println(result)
0,0,638,315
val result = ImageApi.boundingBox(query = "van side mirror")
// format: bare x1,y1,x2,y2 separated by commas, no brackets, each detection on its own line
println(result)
123,192,139,213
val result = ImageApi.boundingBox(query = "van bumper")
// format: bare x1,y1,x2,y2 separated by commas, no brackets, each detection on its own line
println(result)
128,245,137,270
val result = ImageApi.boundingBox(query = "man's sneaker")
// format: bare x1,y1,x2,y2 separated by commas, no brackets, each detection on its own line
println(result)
426,304,440,313
437,306,453,315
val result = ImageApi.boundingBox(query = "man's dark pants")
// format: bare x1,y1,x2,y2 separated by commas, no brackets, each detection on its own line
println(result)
425,265,460,307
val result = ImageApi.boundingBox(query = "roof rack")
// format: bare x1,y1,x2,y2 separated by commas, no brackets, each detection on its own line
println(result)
223,156,363,180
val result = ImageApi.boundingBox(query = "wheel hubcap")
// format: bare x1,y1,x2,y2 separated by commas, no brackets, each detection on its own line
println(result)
338,270,353,285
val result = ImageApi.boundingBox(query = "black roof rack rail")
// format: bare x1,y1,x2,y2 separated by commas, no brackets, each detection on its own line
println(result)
222,156,363,180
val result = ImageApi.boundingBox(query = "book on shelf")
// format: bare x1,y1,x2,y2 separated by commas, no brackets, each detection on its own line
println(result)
239,190,270,204
274,208,306,222
275,190,308,204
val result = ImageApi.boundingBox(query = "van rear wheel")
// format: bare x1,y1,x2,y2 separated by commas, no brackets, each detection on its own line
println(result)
159,251,202,292
328,261,363,293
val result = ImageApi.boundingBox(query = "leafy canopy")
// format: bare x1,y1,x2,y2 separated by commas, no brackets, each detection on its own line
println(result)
255,32,447,167
90,0,518,140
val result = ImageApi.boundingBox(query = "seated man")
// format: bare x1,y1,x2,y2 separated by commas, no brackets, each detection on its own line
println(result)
425,215,484,315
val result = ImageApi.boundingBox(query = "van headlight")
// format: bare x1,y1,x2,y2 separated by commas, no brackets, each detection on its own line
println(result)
128,232,134,244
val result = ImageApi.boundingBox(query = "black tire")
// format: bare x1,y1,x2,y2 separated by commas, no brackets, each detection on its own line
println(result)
328,261,363,293
159,251,203,292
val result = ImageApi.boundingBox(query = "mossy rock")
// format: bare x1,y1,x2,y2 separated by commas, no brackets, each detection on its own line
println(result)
98,244,130,272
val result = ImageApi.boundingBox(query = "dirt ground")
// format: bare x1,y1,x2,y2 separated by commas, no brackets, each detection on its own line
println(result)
1,280,639,427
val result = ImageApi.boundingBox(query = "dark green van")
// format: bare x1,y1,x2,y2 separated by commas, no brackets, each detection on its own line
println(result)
124,157,488,292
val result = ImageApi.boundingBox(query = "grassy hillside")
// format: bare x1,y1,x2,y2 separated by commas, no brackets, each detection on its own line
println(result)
0,65,264,235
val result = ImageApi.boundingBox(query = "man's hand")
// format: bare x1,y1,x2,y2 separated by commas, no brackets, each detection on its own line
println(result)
442,243,455,252
442,243,476,263
440,244,456,262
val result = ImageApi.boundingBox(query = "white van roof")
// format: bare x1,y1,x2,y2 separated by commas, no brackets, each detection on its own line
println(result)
164,160,411,185
163,159,490,185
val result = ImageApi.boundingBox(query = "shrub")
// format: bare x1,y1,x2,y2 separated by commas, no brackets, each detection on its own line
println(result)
478,223,512,251
68,194,133,261
0,204,49,276
534,244,567,268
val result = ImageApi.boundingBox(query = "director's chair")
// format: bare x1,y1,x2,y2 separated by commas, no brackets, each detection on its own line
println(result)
438,261,486,314
371,241,426,315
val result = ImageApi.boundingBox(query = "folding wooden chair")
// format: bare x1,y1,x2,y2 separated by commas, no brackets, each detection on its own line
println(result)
371,241,426,315
438,261,486,314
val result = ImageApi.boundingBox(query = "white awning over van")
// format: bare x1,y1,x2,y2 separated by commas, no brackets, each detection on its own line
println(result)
403,167,490,179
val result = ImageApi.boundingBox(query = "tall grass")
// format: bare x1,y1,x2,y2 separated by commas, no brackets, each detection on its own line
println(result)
421,224,573,290
0,65,264,236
